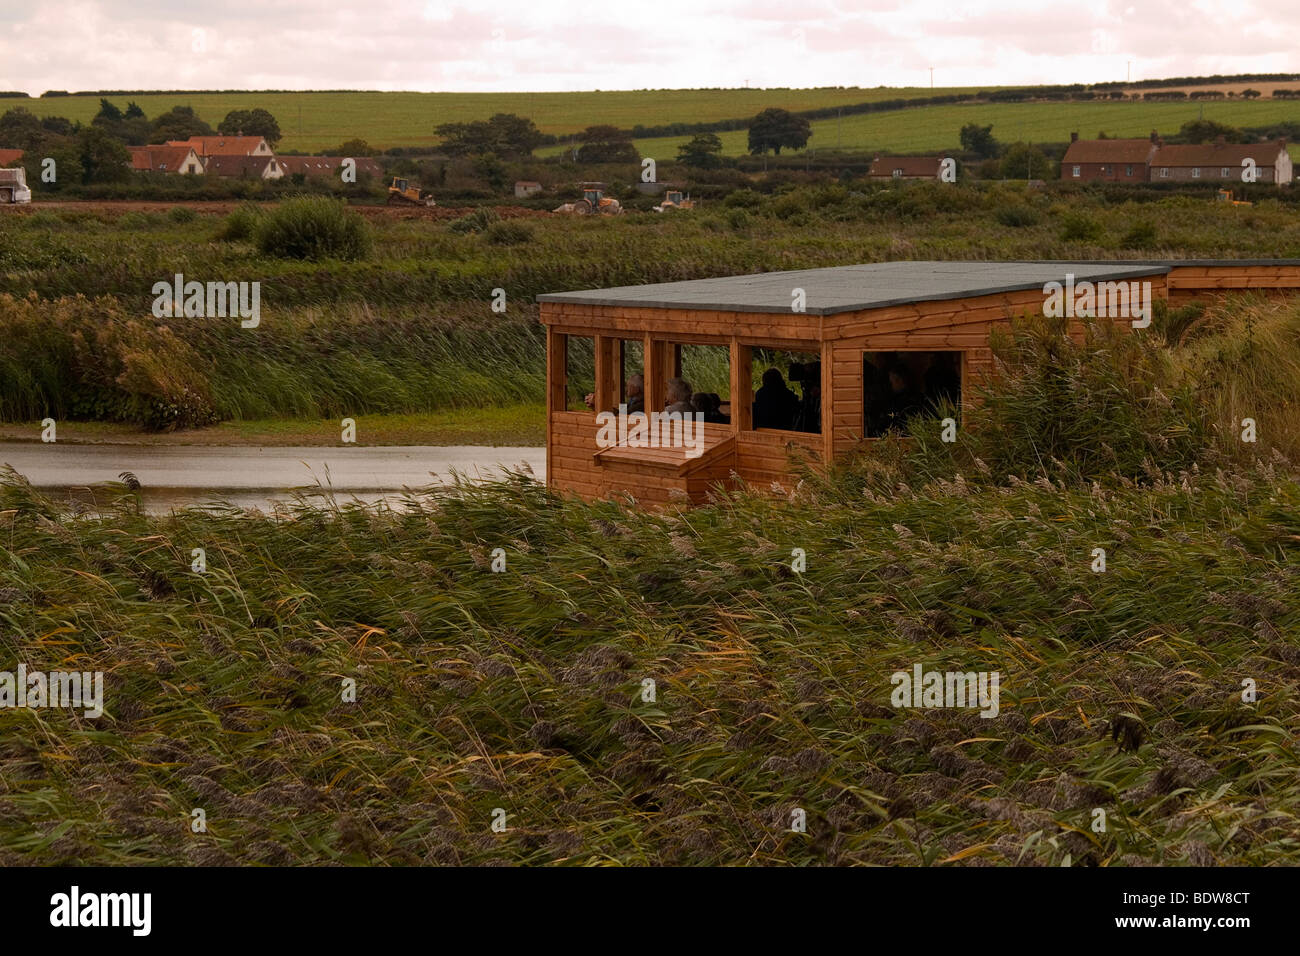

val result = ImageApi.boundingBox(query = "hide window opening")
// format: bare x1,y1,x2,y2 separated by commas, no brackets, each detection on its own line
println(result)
618,339,644,412
751,347,821,433
678,344,731,423
863,350,961,437
565,335,595,411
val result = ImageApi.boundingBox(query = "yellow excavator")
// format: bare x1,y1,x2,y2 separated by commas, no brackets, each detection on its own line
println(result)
387,177,436,207
1215,188,1252,207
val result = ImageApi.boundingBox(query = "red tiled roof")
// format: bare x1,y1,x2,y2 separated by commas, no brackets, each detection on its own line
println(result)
0,148,24,166
1062,139,1158,165
1152,140,1288,168
204,155,281,178
127,145,200,172
167,135,269,156
867,155,947,177
277,155,382,177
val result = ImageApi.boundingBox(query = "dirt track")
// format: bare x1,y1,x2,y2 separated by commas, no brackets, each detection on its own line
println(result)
2,199,554,221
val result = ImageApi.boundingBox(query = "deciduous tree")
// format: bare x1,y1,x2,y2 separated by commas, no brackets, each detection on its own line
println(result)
747,109,811,155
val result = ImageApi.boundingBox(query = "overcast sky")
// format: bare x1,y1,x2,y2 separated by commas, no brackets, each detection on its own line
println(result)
1,0,1297,94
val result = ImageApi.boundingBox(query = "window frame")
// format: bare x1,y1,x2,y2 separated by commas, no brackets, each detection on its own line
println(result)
861,348,964,440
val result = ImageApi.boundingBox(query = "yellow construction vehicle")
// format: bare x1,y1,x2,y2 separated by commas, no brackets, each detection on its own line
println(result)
653,188,695,213
387,177,436,207
554,182,623,215
1215,188,1252,207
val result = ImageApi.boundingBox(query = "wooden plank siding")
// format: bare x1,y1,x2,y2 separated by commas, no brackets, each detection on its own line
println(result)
1166,264,1300,305
541,263,1300,505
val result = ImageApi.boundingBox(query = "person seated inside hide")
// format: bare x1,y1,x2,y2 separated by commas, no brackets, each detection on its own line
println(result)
868,362,925,435
584,372,644,414
664,377,696,414
752,367,800,430
790,361,821,433
692,392,729,424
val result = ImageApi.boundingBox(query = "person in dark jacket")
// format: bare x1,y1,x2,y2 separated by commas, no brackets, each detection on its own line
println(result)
752,368,800,430
878,364,925,434
692,392,728,424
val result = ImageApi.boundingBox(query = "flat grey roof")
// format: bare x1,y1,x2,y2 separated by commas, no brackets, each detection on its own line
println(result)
536,260,1171,316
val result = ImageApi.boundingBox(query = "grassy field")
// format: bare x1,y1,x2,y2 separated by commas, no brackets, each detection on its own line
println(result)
21,87,1299,158
604,98,1300,162
2,311,1298,864
19,87,975,153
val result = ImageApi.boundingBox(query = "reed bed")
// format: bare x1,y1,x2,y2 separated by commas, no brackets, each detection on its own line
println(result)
2,317,1299,865
0,456,1296,865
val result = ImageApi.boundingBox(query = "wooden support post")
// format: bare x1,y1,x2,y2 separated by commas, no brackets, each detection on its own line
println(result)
643,333,657,413
594,335,618,413
730,339,752,432
545,329,566,485
821,340,834,462
646,336,673,413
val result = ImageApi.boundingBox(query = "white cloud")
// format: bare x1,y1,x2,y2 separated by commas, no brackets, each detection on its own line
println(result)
0,0,1295,94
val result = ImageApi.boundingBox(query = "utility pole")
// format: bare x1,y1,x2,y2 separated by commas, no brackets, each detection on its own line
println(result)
929,67,934,89
1126,61,1131,83
837,108,841,150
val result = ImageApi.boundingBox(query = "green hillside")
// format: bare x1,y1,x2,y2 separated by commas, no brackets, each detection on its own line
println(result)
600,98,1300,162
13,86,1299,159
20,87,974,152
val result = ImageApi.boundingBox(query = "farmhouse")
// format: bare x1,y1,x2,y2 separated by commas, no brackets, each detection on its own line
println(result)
1061,132,1159,182
867,156,951,180
515,180,543,198
126,145,204,174
538,259,1300,504
1149,138,1292,185
203,155,285,179
278,155,383,179
167,135,274,159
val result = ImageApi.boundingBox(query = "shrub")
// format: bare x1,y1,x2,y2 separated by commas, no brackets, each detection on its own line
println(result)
722,188,765,209
168,206,197,224
1120,221,1158,249
996,205,1041,228
449,207,500,234
483,220,533,245
214,202,264,242
1060,212,1103,242
253,196,371,261
726,208,751,230
768,192,806,221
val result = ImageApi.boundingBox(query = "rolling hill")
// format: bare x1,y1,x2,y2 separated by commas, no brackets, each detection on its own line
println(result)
10,84,1299,160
